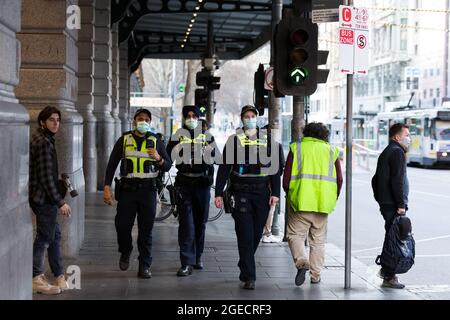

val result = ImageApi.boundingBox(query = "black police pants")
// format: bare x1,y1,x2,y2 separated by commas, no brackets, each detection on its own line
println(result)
232,189,270,282
178,184,211,267
115,188,156,269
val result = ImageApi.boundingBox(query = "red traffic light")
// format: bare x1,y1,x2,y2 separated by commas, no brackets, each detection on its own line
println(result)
290,29,309,45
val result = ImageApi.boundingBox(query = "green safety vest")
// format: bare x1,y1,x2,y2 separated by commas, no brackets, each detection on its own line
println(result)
288,137,339,214
122,133,159,179
234,132,269,177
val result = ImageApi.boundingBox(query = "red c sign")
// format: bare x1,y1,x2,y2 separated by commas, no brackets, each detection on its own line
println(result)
342,8,352,22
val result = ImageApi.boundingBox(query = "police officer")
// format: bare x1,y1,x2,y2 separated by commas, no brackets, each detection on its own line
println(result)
215,105,284,290
103,109,172,278
167,106,217,276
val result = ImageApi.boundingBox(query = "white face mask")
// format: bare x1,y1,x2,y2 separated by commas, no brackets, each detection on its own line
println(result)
185,119,198,130
401,136,411,148
136,121,150,134
243,118,257,130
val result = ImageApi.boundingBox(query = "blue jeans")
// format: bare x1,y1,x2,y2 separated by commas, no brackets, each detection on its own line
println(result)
31,202,64,278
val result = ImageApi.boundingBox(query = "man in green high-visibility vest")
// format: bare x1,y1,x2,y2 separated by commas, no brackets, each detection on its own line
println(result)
283,122,343,286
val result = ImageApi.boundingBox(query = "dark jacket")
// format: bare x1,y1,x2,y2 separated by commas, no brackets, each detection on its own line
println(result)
29,128,65,208
166,126,218,186
372,140,409,209
215,129,285,198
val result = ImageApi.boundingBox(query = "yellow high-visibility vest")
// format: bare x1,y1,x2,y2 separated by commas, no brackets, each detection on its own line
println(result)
122,133,159,179
288,137,339,214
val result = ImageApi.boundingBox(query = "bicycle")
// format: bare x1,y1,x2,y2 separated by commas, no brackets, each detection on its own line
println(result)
154,173,224,222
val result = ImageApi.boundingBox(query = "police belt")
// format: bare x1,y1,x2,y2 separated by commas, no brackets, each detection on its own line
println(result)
120,177,156,190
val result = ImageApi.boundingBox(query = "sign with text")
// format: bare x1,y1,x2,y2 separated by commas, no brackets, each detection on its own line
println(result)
338,6,369,75
339,28,354,74
312,0,341,23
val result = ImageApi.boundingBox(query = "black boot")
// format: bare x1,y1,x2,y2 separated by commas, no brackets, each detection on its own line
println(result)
119,252,131,271
137,264,152,279
194,257,204,270
177,265,193,276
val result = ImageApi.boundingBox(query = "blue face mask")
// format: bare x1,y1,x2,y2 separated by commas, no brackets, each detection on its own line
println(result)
185,119,198,130
243,118,257,130
136,121,151,134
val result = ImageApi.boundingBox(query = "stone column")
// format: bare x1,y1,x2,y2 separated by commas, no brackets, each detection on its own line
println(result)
0,0,32,300
93,0,114,189
16,0,85,258
77,0,97,192
111,23,121,139
119,42,131,132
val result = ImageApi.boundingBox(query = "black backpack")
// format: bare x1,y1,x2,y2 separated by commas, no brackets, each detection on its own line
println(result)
375,216,415,274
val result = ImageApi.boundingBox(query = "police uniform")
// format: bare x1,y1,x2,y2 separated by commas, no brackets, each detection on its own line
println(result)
215,117,284,287
167,110,216,276
104,129,172,277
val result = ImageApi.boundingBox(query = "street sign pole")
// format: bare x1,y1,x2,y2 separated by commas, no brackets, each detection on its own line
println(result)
269,0,283,237
344,0,353,290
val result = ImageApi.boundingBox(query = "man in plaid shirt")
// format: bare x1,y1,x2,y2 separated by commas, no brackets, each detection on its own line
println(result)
29,106,72,295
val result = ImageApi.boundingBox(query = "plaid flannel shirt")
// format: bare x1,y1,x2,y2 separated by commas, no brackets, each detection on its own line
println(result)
29,128,65,208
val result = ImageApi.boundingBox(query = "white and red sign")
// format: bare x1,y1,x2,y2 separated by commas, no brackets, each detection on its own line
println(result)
339,5,354,29
338,5,369,76
354,30,369,75
264,67,274,91
339,29,354,74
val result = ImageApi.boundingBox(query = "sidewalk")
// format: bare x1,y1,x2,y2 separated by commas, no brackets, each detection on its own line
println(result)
35,192,421,300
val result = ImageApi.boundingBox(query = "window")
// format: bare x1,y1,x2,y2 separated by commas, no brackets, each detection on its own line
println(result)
430,68,434,77
414,44,418,55
378,120,388,135
430,89,434,97
423,89,427,99
424,69,427,78
437,88,441,98
437,68,440,76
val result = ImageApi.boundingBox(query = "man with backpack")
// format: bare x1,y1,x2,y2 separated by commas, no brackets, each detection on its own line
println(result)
372,123,411,289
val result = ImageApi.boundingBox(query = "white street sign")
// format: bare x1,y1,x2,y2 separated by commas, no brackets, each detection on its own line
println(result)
264,67,274,91
354,7,369,30
354,30,369,75
339,6,369,75
339,5,354,29
339,28,354,74
130,97,172,108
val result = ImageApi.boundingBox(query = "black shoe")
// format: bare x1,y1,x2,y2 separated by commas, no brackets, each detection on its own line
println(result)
177,265,193,277
137,265,152,279
239,273,246,282
194,258,204,270
119,252,131,271
295,268,308,286
243,281,255,290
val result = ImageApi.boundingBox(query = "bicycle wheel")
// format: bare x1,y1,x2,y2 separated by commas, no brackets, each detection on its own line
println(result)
155,185,174,221
208,186,224,222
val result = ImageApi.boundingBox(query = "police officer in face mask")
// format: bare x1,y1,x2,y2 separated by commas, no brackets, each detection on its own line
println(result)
103,109,172,279
166,106,218,276
214,105,285,290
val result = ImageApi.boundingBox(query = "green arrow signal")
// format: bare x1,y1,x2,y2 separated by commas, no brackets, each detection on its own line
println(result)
289,67,309,85
199,106,207,113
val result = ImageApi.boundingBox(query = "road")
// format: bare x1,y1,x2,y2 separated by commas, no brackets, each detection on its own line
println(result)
328,164,450,298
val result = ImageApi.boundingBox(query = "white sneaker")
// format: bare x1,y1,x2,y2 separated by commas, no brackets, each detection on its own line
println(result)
262,234,281,243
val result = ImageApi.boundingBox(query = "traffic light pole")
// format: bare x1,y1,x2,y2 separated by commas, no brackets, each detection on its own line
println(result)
283,95,305,241
344,0,354,290
206,19,214,127
269,0,283,237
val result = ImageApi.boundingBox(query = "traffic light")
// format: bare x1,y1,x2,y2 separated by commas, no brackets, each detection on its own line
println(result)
254,63,268,116
195,89,208,116
196,69,221,91
274,17,329,96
